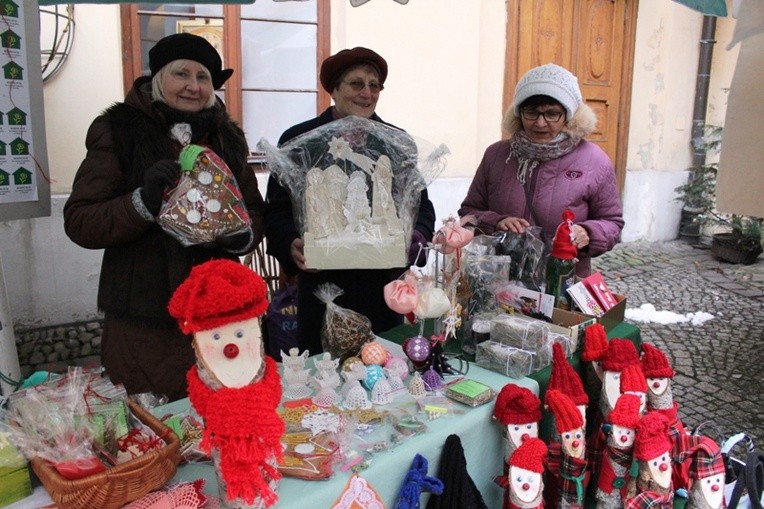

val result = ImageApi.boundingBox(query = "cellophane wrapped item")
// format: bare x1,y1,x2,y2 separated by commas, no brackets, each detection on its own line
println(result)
315,283,376,361
158,144,251,246
258,116,449,270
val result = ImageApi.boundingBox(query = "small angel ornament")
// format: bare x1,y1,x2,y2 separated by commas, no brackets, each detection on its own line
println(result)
281,348,312,400
169,260,284,509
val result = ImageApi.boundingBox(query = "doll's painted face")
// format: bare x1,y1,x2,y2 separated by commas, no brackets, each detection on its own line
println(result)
510,466,543,503
647,377,669,396
592,360,604,380
560,427,585,458
507,422,538,447
603,370,621,408
646,451,673,489
611,424,636,448
698,474,725,509
193,317,263,388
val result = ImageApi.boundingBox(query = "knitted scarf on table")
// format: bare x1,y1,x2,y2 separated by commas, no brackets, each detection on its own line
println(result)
508,130,580,184
187,356,284,506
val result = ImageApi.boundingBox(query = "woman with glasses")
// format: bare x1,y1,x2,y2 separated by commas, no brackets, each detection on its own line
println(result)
264,47,435,356
459,63,624,277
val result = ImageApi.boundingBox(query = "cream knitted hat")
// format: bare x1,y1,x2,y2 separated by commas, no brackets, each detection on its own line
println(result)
513,63,583,119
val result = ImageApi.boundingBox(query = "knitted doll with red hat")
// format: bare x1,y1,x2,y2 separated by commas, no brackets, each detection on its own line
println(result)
582,323,608,406
549,342,589,436
625,411,675,509
596,393,641,509
640,343,685,434
546,390,588,509
682,437,726,509
493,384,543,509
545,209,578,310
169,259,284,508
619,363,648,416
499,437,548,509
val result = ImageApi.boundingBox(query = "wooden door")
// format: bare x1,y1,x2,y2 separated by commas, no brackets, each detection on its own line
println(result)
504,0,638,191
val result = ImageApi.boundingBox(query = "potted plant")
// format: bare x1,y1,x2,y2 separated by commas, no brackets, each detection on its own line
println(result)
674,125,763,265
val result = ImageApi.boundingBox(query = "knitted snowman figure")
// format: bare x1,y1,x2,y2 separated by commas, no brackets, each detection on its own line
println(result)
546,389,588,509
625,411,675,509
506,438,548,509
169,259,284,509
596,393,641,509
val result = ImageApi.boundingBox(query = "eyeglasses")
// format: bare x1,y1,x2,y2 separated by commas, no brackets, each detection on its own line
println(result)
520,109,564,123
342,80,384,93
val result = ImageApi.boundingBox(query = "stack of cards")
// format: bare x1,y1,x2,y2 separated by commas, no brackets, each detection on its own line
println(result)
566,272,617,317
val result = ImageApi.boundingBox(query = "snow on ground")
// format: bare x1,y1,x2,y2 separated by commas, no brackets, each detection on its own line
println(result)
625,303,715,326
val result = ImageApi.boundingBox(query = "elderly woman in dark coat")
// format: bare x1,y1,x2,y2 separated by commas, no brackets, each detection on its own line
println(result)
64,33,265,401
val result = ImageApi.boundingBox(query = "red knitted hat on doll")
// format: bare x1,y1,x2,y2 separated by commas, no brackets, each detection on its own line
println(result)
548,342,589,406
609,393,642,430
493,384,542,425
620,363,648,394
582,323,608,362
509,437,548,473
168,259,269,335
633,411,671,461
546,389,584,433
601,338,640,372
550,209,578,260
640,343,675,379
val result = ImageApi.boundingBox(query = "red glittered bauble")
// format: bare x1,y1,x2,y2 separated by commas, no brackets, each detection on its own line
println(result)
403,335,431,363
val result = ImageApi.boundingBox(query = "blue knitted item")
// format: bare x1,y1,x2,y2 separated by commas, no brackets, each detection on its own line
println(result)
394,453,445,509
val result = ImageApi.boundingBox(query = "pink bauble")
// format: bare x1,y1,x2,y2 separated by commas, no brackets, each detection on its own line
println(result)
361,342,390,366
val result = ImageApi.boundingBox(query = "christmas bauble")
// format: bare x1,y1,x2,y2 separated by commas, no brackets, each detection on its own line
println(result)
363,365,385,390
403,335,431,363
361,342,390,366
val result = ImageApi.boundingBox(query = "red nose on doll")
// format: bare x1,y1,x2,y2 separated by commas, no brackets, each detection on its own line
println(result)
653,381,660,388
659,463,668,472
522,433,530,442
572,440,580,448
711,484,719,492
620,435,628,443
224,343,239,359
522,483,530,491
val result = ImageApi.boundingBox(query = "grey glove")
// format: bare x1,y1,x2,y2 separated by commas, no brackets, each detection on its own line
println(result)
140,160,180,216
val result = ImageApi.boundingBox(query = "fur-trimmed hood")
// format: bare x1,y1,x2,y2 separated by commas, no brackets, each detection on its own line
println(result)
502,102,598,140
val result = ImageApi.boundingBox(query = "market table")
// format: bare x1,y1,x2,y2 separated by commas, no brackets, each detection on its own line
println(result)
158,321,640,508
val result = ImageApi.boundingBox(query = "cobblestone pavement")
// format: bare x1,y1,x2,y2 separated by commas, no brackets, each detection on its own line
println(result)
592,240,764,447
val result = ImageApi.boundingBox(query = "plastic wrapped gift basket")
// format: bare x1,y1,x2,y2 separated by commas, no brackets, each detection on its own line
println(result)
259,115,448,270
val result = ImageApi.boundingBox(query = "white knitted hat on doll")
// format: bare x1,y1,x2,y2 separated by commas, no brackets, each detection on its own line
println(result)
513,63,583,119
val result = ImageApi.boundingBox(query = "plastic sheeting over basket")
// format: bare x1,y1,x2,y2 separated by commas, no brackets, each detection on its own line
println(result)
259,116,449,270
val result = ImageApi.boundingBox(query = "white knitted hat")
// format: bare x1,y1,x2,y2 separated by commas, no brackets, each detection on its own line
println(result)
513,63,583,119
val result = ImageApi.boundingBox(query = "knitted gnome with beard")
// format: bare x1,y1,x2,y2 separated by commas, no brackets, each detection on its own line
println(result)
546,389,588,509
596,393,641,509
625,412,675,509
169,259,284,509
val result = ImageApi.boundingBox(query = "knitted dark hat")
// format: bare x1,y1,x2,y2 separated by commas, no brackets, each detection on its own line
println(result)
509,438,548,474
319,47,388,93
548,342,589,406
609,393,642,430
168,259,268,334
620,363,648,394
425,434,487,509
640,343,675,379
601,338,640,372
546,389,583,433
550,209,578,260
582,323,608,362
493,384,542,425
633,411,671,461
149,33,233,90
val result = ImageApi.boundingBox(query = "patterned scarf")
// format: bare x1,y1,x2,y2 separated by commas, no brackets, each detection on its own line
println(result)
559,453,588,507
187,356,285,506
508,130,581,184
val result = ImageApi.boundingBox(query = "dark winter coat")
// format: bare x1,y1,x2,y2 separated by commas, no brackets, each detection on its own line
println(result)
64,76,265,324
264,107,435,355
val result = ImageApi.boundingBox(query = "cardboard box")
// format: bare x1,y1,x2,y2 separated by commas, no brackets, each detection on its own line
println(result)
550,307,597,350
598,293,626,332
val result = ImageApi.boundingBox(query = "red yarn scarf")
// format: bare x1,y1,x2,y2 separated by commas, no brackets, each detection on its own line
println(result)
187,356,284,506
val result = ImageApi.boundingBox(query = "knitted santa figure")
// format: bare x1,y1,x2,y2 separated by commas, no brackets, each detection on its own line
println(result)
640,343,685,433
683,437,726,509
546,389,588,509
619,363,648,416
624,411,674,509
493,384,542,509
169,259,284,508
595,393,641,509
506,438,548,509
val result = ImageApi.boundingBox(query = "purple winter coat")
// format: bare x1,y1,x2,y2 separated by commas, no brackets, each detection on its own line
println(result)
458,139,624,277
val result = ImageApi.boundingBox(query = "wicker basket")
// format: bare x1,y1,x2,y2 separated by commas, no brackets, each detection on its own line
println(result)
31,399,181,509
